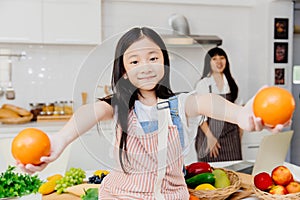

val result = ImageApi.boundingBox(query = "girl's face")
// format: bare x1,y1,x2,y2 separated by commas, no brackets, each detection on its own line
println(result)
210,54,226,74
123,37,164,92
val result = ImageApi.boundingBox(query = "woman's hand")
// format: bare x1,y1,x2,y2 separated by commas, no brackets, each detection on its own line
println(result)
17,133,66,174
206,134,221,158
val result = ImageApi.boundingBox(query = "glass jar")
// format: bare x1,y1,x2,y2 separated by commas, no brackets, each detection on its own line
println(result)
43,102,54,115
54,101,65,115
63,100,73,115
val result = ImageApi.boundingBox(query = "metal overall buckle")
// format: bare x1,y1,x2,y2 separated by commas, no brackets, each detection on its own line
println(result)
156,100,169,110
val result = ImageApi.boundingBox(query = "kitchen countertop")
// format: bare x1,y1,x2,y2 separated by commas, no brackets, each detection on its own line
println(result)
0,121,66,138
40,161,300,200
0,120,114,137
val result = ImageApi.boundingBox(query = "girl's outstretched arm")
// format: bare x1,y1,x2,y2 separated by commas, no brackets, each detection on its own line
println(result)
185,93,284,133
19,101,113,173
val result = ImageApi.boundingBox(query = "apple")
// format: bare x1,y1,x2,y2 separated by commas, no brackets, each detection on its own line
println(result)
254,172,273,191
269,185,288,195
271,166,293,186
286,181,300,194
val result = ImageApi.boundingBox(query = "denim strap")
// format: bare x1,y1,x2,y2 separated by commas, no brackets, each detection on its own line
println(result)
169,96,185,149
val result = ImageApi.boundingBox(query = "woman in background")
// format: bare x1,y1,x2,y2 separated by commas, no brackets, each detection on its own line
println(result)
195,47,242,162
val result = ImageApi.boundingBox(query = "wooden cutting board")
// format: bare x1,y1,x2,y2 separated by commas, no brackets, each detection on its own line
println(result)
228,172,255,200
42,183,100,200
42,192,81,200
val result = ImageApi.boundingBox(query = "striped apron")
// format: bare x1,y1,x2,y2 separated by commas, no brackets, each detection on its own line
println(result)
98,105,189,199
195,86,242,162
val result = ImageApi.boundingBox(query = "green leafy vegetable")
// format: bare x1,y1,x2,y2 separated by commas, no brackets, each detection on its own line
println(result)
0,165,43,198
81,188,98,200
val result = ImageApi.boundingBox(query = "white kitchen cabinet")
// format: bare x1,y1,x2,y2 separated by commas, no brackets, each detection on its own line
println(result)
0,0,101,45
241,130,271,160
67,124,116,171
0,0,42,44
42,0,101,45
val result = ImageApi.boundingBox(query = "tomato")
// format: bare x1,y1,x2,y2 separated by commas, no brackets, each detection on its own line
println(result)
253,86,295,127
11,128,51,165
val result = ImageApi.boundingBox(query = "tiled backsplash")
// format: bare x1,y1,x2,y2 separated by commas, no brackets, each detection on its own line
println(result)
0,44,94,110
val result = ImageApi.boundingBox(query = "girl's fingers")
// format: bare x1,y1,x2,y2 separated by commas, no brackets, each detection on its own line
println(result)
254,117,263,131
25,163,48,173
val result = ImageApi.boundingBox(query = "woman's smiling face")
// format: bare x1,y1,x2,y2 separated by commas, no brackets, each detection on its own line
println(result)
210,54,226,74
123,37,164,92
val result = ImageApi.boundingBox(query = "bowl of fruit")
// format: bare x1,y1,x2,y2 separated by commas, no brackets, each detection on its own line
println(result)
185,162,241,200
253,165,300,200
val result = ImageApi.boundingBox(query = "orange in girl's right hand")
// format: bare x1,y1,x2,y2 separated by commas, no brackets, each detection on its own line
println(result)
11,128,51,165
253,86,295,127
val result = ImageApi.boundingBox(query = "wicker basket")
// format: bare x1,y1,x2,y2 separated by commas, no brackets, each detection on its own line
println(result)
252,184,300,200
188,168,241,200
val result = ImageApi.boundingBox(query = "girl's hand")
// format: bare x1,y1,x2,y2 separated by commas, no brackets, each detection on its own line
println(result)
238,95,288,133
17,133,66,174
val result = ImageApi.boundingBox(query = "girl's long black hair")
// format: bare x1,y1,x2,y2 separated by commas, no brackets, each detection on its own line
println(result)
201,47,238,102
111,27,174,172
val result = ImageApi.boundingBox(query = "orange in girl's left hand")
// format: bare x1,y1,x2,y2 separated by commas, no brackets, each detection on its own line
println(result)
253,86,295,127
11,128,51,165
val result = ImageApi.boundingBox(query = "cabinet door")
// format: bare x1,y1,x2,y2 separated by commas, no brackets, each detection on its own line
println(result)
67,127,116,170
43,0,101,45
0,0,42,43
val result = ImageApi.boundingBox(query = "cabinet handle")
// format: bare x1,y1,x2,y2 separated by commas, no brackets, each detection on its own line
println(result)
247,145,259,149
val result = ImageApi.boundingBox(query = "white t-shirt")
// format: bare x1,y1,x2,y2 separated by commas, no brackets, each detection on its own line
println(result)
134,92,203,153
195,74,243,105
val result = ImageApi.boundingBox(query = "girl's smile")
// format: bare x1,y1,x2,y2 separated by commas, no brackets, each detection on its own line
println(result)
123,37,164,93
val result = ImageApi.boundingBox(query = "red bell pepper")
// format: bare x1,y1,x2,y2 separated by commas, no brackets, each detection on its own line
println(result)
185,162,212,178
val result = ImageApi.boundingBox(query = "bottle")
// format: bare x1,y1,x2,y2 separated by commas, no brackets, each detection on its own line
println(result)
43,102,54,116
64,101,73,115
54,101,64,115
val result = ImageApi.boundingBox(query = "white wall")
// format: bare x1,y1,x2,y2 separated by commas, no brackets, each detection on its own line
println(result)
102,0,252,102
0,0,294,111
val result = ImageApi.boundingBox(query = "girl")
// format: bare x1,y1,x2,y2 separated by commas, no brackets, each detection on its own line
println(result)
195,47,242,162
19,27,284,199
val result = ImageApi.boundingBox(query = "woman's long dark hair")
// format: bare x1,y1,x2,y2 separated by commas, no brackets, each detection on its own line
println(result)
111,27,174,172
201,47,238,102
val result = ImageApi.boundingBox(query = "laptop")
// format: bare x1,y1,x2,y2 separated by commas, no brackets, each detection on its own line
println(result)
224,130,294,175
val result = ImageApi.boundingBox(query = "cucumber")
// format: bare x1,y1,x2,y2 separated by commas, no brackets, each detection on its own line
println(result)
185,172,215,189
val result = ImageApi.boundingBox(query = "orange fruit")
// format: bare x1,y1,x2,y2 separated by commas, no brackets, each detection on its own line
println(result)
253,86,295,127
189,194,200,200
12,128,51,165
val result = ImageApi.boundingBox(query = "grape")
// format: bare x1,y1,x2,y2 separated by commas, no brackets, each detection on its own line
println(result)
87,173,107,184
55,167,86,194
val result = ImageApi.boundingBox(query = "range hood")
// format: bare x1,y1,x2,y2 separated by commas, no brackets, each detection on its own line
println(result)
161,34,222,46
161,14,222,46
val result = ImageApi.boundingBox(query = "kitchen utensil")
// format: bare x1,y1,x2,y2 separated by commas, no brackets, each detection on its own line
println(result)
168,13,190,35
5,63,15,100
81,92,87,105
0,85,4,97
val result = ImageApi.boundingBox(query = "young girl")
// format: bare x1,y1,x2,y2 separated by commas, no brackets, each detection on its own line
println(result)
19,27,284,199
